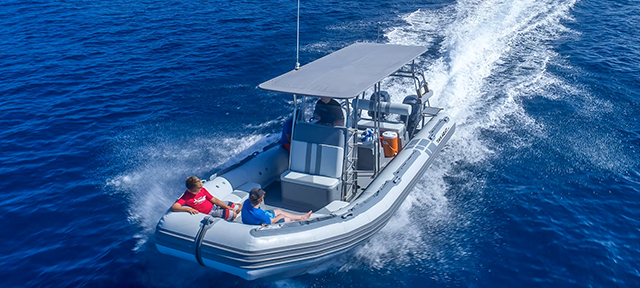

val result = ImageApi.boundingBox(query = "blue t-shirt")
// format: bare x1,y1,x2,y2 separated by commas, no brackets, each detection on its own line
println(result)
280,117,293,145
241,199,271,225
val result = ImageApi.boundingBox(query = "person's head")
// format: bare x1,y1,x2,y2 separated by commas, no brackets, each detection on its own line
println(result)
249,187,265,206
186,176,203,193
320,97,331,104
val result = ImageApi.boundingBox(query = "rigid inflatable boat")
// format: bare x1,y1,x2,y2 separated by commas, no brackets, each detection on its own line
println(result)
155,43,456,280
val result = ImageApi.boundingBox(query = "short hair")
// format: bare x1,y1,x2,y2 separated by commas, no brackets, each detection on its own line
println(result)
185,176,201,190
249,187,265,206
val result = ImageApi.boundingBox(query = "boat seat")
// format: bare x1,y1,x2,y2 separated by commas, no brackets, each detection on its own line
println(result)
289,141,344,178
354,99,411,137
354,99,412,117
221,182,260,204
281,170,341,211
357,119,406,135
219,182,259,223
281,122,345,211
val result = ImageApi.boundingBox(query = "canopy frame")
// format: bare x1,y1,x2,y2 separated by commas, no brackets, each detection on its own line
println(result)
258,43,428,99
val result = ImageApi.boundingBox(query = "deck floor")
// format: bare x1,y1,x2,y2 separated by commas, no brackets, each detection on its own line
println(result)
261,179,309,213
261,167,383,213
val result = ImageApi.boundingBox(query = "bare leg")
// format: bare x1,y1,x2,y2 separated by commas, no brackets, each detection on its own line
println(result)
273,209,312,221
231,203,243,220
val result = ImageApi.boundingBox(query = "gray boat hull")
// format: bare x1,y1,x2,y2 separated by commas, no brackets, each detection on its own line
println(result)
155,113,455,280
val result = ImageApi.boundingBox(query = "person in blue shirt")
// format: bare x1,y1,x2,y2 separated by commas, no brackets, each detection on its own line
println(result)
241,188,311,225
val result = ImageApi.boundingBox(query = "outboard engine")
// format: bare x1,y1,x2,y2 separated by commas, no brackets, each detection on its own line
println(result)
401,95,421,137
368,91,390,120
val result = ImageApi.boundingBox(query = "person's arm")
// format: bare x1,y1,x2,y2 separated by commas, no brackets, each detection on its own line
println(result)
171,202,199,215
313,102,322,121
334,103,345,126
208,196,234,210
202,188,236,211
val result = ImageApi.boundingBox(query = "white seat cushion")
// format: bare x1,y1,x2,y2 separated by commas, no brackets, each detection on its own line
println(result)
235,182,261,193
281,170,340,190
220,182,259,203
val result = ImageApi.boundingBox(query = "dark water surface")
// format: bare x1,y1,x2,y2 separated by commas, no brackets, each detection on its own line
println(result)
1,0,639,287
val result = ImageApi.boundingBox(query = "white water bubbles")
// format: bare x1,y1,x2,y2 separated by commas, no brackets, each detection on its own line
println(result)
353,173,455,269
386,8,445,49
104,129,278,251
349,0,581,274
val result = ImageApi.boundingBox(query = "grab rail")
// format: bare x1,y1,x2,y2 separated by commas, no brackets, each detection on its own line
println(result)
194,216,219,267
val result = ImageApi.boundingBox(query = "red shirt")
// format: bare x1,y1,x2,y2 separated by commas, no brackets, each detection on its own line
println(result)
176,188,214,214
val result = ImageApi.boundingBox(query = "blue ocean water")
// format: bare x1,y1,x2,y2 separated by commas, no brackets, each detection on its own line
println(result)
1,0,639,287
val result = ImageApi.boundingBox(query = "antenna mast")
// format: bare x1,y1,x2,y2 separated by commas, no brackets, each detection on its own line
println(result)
295,0,301,70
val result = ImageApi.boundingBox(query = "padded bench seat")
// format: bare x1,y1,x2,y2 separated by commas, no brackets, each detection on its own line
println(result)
281,170,340,189
222,182,260,223
357,119,406,135
280,170,341,211
221,182,260,203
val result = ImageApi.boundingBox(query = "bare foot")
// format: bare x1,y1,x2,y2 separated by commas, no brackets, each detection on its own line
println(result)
303,211,312,220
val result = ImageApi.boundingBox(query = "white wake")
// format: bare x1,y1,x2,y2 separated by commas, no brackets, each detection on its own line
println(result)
349,0,580,272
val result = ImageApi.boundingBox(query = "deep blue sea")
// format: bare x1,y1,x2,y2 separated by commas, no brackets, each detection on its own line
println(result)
1,0,639,287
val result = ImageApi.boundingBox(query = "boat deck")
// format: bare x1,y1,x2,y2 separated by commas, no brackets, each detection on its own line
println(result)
261,168,380,214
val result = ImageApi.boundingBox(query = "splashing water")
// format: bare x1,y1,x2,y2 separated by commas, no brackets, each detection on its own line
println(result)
350,0,581,271
105,131,278,250
101,0,632,278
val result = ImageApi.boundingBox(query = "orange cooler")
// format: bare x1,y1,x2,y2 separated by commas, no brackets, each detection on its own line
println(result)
381,131,399,157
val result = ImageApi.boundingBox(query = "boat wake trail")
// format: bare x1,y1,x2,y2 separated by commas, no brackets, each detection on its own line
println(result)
348,0,580,274
104,129,278,251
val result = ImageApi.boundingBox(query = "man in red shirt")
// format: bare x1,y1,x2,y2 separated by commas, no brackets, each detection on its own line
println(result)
171,176,242,221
